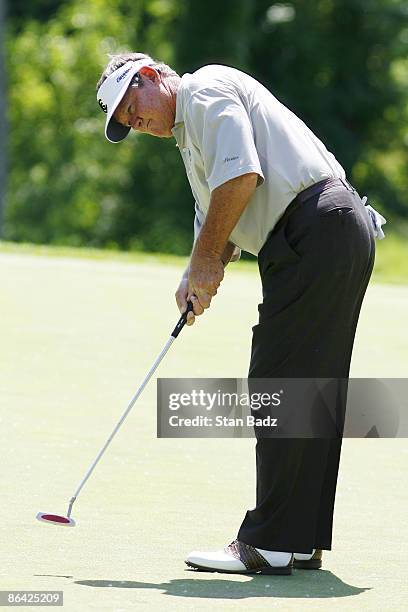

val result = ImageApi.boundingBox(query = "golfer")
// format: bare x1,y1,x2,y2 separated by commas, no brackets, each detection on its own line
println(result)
96,53,385,575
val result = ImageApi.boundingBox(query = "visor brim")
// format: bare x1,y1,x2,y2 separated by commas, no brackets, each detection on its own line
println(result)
106,118,131,143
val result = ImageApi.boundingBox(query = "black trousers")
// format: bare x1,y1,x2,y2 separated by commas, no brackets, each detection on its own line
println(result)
237,178,375,553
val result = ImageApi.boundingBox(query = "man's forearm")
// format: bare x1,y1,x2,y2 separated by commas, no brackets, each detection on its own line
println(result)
193,173,258,258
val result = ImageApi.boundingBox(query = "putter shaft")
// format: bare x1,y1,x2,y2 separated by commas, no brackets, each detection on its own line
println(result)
66,302,193,518
67,335,175,517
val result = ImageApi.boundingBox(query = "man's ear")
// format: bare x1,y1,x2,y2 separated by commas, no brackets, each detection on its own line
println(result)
139,65,161,83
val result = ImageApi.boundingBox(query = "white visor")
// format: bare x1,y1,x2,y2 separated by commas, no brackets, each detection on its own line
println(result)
97,59,153,143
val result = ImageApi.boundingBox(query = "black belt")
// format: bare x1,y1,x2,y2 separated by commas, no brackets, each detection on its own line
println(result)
272,177,356,235
294,176,355,205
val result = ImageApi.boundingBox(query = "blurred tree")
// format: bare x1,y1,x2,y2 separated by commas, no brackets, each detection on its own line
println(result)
174,0,252,73
8,0,64,25
0,0,6,236
248,0,408,217
3,0,408,253
5,0,135,246
4,0,193,251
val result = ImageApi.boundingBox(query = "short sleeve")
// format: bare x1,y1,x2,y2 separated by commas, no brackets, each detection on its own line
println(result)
185,88,265,192
193,202,205,243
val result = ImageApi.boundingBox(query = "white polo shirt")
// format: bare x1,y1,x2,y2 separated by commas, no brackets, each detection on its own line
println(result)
171,64,346,256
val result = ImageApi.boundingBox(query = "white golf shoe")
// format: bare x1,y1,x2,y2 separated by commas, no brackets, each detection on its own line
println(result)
185,540,293,575
294,549,316,561
293,549,323,569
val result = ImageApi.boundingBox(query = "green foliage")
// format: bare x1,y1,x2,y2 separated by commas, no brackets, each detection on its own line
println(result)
8,0,65,25
174,0,253,74
5,0,194,251
3,0,408,253
248,0,408,218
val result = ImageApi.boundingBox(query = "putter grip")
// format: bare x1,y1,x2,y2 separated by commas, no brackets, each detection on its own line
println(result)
171,301,194,338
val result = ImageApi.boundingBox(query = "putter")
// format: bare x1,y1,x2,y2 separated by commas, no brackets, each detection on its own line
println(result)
37,301,194,527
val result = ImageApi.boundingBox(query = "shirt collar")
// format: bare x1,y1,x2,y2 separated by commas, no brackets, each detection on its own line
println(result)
173,74,186,125
171,75,187,147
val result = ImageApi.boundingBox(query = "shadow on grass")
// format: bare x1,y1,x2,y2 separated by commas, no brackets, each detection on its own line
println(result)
75,569,370,599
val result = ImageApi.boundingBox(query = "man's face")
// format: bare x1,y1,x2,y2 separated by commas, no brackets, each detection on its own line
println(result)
114,66,175,138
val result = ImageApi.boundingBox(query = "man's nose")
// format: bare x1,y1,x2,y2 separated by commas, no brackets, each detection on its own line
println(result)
132,117,144,131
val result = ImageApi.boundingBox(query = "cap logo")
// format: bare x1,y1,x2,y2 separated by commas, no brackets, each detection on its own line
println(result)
98,98,108,113
116,67,132,83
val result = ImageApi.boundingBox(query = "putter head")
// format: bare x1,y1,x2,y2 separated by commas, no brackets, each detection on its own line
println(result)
36,512,76,527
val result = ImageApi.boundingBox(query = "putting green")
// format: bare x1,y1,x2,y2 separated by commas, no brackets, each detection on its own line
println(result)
0,251,407,611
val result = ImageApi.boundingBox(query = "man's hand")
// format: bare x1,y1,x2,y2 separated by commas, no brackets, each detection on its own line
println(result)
174,271,207,326
175,240,236,326
175,275,197,326
175,252,224,327
188,249,224,313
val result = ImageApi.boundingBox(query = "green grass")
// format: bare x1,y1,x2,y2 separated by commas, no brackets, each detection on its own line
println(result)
0,231,407,282
0,248,407,611
370,232,408,283
0,239,189,267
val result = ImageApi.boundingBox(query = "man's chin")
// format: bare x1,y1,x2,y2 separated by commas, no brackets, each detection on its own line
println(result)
147,128,172,138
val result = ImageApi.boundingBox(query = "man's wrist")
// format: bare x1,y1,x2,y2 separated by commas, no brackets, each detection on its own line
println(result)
192,239,224,261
